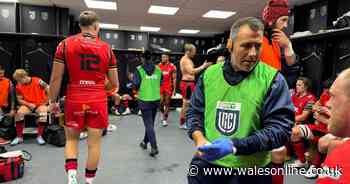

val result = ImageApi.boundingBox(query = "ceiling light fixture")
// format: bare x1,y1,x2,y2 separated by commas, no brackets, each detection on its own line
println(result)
140,26,161,32
0,0,18,2
148,5,179,15
178,29,200,34
203,10,236,19
99,23,119,30
84,0,117,10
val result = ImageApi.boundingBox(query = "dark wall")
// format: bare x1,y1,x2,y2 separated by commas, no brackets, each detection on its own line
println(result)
0,38,19,79
100,30,126,49
58,7,69,36
19,4,56,34
125,32,148,50
20,38,57,83
294,0,328,33
0,3,16,33
291,0,350,96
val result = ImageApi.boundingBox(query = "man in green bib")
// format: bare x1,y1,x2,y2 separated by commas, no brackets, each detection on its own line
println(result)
132,50,162,157
187,17,294,184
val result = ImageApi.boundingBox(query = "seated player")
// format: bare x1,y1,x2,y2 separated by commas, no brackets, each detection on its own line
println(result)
115,73,141,115
110,93,133,116
289,77,316,167
293,80,332,178
111,73,139,115
0,65,16,144
11,69,49,146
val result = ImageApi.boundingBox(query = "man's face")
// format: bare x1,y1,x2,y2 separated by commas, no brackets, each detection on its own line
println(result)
188,48,197,58
296,80,306,94
328,77,350,137
275,16,289,30
16,76,28,84
161,55,169,64
0,70,4,80
230,25,263,72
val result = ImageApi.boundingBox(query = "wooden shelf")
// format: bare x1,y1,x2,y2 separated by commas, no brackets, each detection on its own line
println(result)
0,32,66,39
113,49,185,55
291,27,350,42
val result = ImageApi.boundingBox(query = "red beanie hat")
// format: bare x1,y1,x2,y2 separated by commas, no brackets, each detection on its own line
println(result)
262,0,289,25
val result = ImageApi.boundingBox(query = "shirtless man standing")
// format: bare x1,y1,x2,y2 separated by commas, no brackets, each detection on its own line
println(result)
179,44,211,129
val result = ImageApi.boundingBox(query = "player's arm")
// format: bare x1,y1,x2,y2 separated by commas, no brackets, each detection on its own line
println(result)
284,46,296,66
49,63,64,103
187,75,210,146
49,41,66,103
172,66,177,94
17,93,34,109
107,49,119,90
272,29,296,66
183,59,209,75
296,100,315,122
295,111,312,122
39,79,50,99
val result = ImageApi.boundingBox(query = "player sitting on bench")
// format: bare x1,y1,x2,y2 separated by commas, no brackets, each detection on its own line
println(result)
11,69,49,146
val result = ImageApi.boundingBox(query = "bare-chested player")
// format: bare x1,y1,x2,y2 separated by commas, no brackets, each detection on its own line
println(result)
179,44,211,129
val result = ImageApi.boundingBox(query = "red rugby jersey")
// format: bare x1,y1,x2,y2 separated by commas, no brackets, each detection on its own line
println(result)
54,33,117,103
291,91,316,116
317,140,350,184
158,62,176,89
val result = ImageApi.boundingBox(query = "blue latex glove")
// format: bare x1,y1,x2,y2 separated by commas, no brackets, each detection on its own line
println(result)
197,138,235,161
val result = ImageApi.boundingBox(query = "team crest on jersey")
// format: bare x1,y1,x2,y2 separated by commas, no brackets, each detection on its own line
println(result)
1,9,9,19
215,101,240,136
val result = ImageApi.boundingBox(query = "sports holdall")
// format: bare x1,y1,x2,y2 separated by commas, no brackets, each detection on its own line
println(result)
0,150,31,182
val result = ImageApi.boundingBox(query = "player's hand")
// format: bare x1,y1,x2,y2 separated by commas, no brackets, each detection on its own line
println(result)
319,106,330,116
28,103,36,110
48,103,60,114
272,29,290,49
203,61,212,68
291,126,302,142
104,79,113,91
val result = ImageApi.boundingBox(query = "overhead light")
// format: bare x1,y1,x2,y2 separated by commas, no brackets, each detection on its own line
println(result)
203,10,236,19
84,0,117,10
99,23,119,30
178,29,200,34
140,26,160,32
148,5,179,15
0,0,18,2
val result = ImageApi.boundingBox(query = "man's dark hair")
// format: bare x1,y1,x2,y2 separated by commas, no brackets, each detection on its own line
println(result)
298,77,312,92
79,11,99,27
143,50,152,60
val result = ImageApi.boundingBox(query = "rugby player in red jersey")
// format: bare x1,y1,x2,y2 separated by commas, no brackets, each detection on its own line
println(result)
48,11,118,184
317,69,350,184
158,53,176,126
